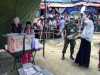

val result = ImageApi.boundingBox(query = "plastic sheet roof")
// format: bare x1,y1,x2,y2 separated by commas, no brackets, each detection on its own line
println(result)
44,0,100,3
47,2,100,7
40,0,100,9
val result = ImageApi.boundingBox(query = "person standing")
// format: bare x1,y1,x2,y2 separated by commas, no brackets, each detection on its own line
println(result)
62,17,78,60
59,16,65,40
20,21,33,64
75,12,94,68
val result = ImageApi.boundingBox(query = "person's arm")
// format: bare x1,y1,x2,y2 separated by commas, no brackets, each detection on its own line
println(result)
63,24,68,38
62,21,68,33
70,24,80,39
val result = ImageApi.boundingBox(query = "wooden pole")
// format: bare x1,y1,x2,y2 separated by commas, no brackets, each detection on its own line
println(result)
42,0,47,57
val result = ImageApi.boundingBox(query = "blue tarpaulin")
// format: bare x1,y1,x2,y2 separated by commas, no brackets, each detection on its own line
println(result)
63,6,97,15
64,7,80,14
86,7,97,14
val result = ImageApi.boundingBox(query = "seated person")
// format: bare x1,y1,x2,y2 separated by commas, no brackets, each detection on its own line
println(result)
10,17,22,33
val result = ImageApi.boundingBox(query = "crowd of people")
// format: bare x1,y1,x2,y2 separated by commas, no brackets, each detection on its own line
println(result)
33,13,81,39
9,9,100,70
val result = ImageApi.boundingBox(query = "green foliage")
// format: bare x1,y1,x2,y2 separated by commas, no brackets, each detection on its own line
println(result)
16,0,41,23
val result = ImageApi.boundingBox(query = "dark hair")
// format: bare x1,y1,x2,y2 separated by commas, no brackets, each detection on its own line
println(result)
26,21,31,25
24,21,32,33
25,21,31,30
84,11,94,21
75,19,78,23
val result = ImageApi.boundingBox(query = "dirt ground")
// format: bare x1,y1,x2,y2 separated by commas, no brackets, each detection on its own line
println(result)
0,34,100,75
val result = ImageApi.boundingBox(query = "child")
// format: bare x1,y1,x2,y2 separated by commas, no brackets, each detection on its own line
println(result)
20,21,33,64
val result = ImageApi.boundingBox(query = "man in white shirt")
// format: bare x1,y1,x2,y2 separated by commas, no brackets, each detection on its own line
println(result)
75,12,94,68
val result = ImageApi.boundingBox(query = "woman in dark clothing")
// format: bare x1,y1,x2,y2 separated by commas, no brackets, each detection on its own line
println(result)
75,12,94,68
10,17,22,33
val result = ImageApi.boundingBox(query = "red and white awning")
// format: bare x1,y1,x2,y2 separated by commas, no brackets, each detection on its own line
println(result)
48,2,100,7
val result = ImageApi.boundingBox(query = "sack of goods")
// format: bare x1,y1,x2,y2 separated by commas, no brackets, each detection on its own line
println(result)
18,63,53,75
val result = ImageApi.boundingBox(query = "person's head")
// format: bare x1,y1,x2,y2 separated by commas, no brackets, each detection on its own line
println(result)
61,16,64,20
75,19,78,24
70,16,74,21
13,17,20,25
25,21,32,33
83,11,93,21
26,21,31,28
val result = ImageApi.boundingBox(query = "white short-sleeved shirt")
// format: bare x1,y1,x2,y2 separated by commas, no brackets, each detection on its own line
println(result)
81,19,94,42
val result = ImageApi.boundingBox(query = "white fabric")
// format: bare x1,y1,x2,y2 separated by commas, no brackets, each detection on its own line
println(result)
18,67,37,75
49,20,57,30
80,6,86,14
31,38,42,50
49,20,56,27
59,19,65,32
24,68,36,75
81,19,94,42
